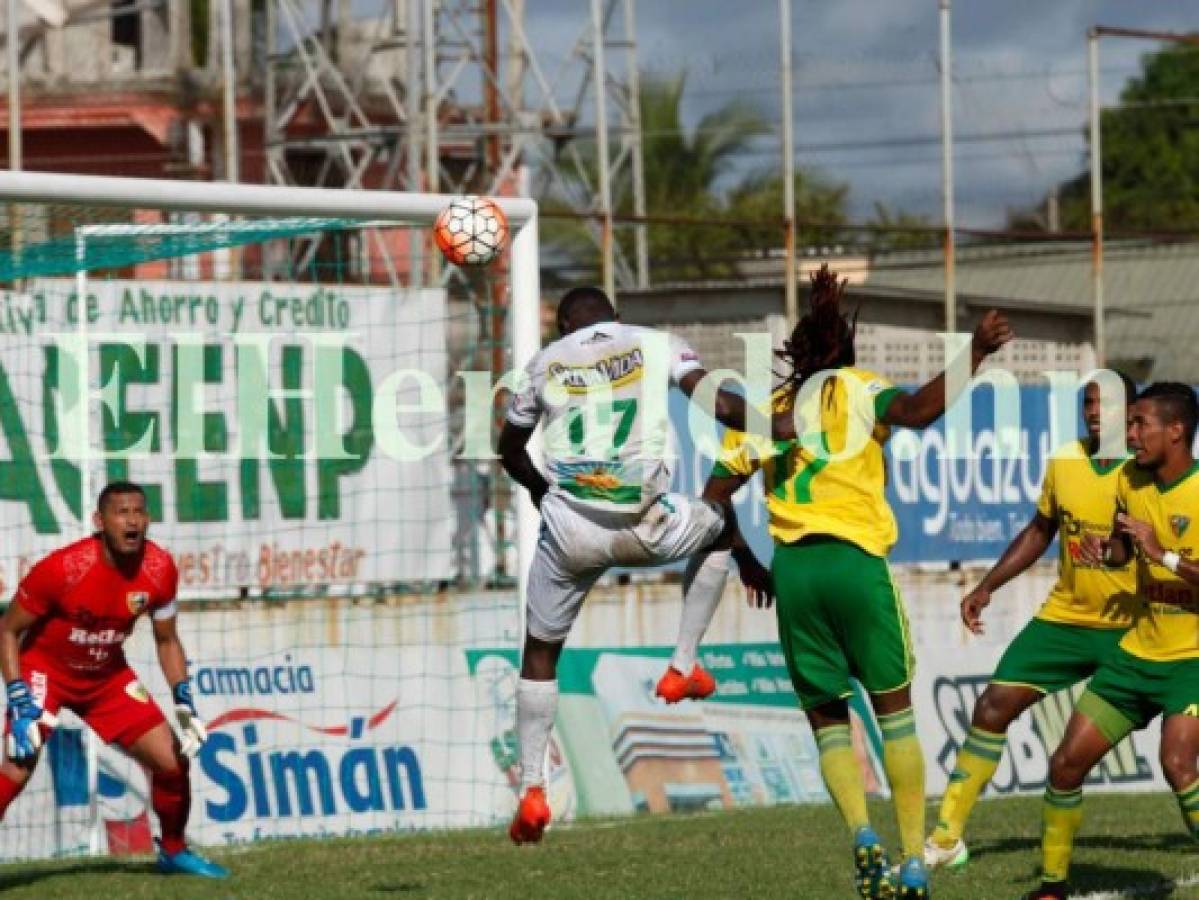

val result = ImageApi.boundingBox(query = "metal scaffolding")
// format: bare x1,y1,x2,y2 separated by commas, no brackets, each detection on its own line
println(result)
262,0,648,293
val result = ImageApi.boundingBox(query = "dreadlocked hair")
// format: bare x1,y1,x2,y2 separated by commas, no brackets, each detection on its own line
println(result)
776,264,858,402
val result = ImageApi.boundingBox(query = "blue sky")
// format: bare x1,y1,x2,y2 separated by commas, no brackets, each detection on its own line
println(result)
352,1,1197,228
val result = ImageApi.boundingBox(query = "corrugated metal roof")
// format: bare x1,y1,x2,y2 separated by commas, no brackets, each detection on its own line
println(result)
866,240,1199,380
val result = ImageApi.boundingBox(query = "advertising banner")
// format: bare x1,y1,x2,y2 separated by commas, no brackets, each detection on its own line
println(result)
0,279,453,593
0,583,1168,862
669,384,1069,565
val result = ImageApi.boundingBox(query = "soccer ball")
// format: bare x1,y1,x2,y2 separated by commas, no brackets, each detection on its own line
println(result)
433,195,509,267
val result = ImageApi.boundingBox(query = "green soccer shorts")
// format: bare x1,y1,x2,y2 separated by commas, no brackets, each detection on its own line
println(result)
1076,646,1199,744
991,617,1127,695
771,536,914,710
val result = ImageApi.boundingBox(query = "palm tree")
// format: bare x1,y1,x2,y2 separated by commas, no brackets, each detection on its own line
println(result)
540,72,776,282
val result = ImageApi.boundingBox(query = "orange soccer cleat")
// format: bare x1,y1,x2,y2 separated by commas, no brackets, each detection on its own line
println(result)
509,786,551,845
655,664,717,704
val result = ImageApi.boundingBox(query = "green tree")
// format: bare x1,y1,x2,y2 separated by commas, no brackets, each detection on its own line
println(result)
1014,43,1199,233
539,72,851,282
726,170,848,251
864,202,938,252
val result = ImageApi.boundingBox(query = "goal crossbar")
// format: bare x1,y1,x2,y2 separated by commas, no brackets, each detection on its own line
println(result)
0,171,538,224
0,170,542,635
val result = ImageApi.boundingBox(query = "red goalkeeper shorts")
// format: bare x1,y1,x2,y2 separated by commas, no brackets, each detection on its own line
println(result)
16,656,167,749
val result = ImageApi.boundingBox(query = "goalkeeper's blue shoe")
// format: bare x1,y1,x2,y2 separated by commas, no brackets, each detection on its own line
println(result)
897,855,931,899
852,826,895,899
156,842,229,879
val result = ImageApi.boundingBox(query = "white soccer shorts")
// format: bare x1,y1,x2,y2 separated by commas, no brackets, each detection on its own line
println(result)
525,491,725,642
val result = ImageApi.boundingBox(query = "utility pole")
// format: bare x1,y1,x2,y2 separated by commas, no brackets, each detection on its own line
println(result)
939,0,956,334
780,0,796,325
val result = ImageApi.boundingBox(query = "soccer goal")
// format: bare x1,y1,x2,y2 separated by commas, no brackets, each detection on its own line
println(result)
0,171,542,858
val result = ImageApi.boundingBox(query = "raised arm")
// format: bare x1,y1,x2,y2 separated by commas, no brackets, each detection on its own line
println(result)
677,369,750,433
882,310,1014,429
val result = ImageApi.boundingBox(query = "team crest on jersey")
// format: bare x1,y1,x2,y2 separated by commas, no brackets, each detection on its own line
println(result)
1172,515,1191,538
126,591,150,615
125,681,150,703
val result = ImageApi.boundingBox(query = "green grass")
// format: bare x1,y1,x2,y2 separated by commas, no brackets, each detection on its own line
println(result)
1,794,1196,899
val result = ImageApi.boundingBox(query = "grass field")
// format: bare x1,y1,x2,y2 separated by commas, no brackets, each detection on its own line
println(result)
0,794,1195,899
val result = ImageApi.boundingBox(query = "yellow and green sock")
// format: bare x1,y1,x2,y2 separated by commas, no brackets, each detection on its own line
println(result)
1176,779,1199,839
815,723,870,833
878,707,926,859
930,725,1004,848
1041,784,1083,884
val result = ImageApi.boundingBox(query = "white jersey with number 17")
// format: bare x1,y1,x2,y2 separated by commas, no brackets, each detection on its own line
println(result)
505,321,704,514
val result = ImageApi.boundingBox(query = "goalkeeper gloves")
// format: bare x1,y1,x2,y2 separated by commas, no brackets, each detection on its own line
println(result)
5,679,57,762
172,680,208,758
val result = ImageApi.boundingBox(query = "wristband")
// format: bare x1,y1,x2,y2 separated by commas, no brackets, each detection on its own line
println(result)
5,678,32,707
172,679,196,712
1163,551,1182,574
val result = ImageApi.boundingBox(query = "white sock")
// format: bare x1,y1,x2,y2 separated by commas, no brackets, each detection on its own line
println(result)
517,677,559,791
670,550,731,673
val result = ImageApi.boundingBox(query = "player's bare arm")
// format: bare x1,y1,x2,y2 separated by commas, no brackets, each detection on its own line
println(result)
151,613,208,758
152,613,189,692
0,600,38,687
702,472,772,608
497,420,550,507
675,369,760,434
961,512,1057,635
1115,513,1199,588
881,310,1014,429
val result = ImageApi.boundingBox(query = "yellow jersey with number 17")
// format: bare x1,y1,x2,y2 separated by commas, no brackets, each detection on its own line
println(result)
712,367,901,557
1117,459,1199,662
1034,441,1137,629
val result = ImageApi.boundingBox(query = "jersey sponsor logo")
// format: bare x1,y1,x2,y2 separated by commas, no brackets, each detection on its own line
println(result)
124,680,150,703
1143,580,1198,610
68,626,126,646
547,348,644,395
126,591,149,615
1171,515,1191,538
573,466,624,491
553,460,641,504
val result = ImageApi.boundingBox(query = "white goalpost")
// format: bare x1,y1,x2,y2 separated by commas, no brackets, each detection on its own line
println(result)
0,171,542,858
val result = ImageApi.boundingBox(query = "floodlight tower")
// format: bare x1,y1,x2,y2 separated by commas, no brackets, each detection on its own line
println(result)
263,0,649,295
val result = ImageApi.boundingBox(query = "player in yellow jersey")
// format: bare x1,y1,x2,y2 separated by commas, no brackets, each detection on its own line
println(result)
1024,383,1199,900
925,373,1139,869
712,266,1012,899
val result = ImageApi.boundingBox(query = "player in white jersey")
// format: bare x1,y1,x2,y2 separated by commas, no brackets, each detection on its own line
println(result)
498,286,770,844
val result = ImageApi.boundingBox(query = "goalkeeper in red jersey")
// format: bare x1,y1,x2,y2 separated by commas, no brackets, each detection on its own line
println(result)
0,481,226,879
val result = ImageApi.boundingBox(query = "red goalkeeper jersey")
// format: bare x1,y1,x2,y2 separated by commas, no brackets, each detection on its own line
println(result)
15,535,178,679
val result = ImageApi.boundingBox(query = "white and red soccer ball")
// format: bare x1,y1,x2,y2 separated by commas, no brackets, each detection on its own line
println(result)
433,195,509,267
